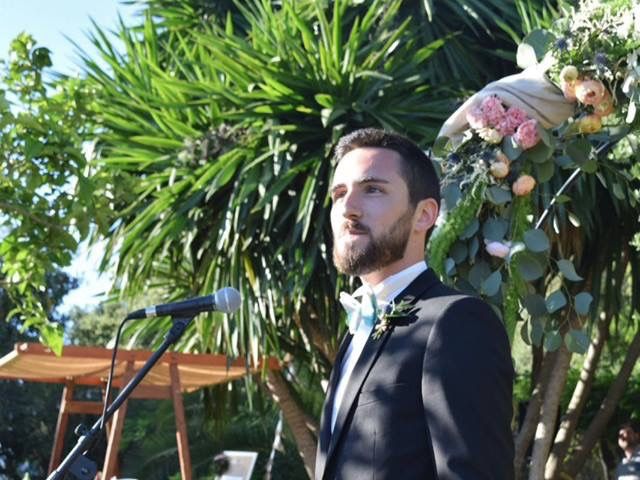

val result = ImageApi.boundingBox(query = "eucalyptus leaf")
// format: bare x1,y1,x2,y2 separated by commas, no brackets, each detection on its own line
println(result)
487,186,512,205
451,241,468,264
469,261,491,290
544,330,562,351
546,290,567,313
523,294,548,318
502,136,522,160
557,259,583,281
483,218,509,241
531,319,544,347
460,218,479,240
565,329,590,354
525,141,553,164
555,155,573,168
521,29,556,61
524,229,550,252
575,292,593,316
442,183,461,211
468,236,479,261
517,252,545,281
444,257,456,276
565,138,592,166
481,270,502,297
535,160,555,183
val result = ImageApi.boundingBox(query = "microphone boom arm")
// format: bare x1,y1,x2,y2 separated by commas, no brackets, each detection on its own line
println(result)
47,315,196,480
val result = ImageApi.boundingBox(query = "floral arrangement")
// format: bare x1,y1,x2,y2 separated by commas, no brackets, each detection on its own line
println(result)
546,0,640,127
428,0,640,350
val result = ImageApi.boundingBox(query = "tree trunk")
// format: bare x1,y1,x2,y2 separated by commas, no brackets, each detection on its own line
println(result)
514,350,557,480
544,312,612,479
562,328,640,477
528,345,572,480
264,369,318,479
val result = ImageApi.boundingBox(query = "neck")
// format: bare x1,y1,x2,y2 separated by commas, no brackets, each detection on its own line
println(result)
625,446,638,459
360,255,423,287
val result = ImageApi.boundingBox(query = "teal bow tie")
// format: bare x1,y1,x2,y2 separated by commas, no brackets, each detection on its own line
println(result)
339,289,379,334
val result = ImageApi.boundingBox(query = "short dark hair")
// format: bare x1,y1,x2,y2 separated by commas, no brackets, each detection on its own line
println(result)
621,419,640,434
333,128,441,209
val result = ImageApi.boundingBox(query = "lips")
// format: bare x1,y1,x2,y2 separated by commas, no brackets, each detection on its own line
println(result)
342,222,369,236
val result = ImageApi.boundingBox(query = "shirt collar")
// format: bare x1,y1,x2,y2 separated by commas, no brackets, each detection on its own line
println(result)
354,261,427,305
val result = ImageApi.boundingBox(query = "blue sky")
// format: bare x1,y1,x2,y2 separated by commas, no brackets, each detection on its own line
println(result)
1,1,140,312
0,0,139,76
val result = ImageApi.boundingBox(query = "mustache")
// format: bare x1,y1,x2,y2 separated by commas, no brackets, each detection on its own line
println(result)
340,221,370,234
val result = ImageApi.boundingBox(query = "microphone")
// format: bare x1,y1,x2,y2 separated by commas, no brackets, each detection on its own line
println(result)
125,287,242,320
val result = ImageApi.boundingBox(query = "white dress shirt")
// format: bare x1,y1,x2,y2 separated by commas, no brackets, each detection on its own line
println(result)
330,260,428,432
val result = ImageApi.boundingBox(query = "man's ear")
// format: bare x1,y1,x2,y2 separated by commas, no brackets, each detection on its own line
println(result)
413,198,439,233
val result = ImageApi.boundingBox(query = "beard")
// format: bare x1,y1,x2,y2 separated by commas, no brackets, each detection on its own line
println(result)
332,208,414,276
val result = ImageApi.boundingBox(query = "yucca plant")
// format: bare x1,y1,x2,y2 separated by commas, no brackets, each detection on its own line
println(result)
80,1,457,473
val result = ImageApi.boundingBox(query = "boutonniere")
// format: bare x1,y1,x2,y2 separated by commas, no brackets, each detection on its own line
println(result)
372,297,417,340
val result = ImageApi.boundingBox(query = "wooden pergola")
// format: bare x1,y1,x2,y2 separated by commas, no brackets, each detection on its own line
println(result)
0,342,279,479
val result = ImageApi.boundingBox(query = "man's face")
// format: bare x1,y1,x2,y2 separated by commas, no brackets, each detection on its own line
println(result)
330,147,415,277
619,427,640,451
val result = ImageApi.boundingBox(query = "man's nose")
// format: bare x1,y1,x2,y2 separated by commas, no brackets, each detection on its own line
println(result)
341,189,362,219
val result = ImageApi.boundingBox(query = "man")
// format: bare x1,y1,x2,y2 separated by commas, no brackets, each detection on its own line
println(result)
315,128,514,479
616,420,640,479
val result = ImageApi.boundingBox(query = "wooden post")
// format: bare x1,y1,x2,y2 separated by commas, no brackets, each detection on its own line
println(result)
102,361,134,479
48,380,74,474
170,361,192,480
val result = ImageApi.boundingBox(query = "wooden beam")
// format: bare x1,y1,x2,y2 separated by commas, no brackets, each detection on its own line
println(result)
102,361,134,479
170,362,192,480
66,400,103,415
48,380,74,474
130,384,172,400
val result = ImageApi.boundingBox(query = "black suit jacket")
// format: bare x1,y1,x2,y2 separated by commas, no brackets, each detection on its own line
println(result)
315,269,514,480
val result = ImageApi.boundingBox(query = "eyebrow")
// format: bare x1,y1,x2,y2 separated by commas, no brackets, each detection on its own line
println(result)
330,176,390,194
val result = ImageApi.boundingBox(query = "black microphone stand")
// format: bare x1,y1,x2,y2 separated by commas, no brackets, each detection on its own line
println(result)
47,315,196,480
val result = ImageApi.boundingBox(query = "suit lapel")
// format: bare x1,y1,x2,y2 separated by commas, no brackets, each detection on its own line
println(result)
321,269,441,476
316,332,353,479
325,326,391,464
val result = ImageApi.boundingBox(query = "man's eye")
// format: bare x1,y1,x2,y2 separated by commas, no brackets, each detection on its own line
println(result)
365,185,382,193
331,190,345,200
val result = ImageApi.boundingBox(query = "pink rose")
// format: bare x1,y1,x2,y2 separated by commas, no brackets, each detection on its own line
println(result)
514,119,540,150
575,79,606,106
485,241,510,258
466,107,487,129
512,175,536,196
480,95,506,127
498,106,529,136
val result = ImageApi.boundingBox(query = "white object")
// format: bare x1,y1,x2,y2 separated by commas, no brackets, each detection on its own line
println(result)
220,451,258,480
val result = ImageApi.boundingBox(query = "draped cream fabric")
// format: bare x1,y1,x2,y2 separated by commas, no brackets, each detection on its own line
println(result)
438,66,575,141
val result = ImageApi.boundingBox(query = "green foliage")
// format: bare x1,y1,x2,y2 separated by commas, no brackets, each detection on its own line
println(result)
0,33,103,353
81,0,456,370
116,386,306,479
